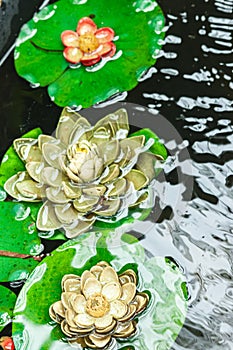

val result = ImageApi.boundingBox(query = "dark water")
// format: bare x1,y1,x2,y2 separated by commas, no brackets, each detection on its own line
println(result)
0,0,233,349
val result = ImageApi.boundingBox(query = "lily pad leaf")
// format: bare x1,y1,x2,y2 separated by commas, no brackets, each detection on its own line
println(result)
12,231,187,350
14,0,165,107
0,286,17,332
0,201,42,282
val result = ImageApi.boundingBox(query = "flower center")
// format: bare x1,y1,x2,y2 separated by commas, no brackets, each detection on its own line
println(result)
79,33,99,53
86,293,110,318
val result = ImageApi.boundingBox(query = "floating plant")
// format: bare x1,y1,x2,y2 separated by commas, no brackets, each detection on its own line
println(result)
14,0,165,107
49,261,149,348
3,107,167,239
12,232,188,350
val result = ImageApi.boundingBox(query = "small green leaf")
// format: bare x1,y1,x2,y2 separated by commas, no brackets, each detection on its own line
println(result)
0,201,42,282
0,285,17,332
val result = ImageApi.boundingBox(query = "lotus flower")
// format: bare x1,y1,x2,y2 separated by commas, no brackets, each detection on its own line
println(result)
61,17,116,66
49,261,149,348
4,107,165,238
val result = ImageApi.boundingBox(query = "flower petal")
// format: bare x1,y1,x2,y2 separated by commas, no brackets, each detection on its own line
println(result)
110,299,127,319
61,292,76,309
36,201,62,231
74,313,94,327
95,27,115,43
134,292,149,315
124,169,149,191
62,275,81,293
41,167,63,187
80,53,101,66
14,138,41,163
108,178,127,197
63,47,83,64
54,203,78,225
114,320,136,338
49,301,65,321
87,334,111,348
94,198,120,217
66,308,78,327
99,266,118,284
73,196,99,213
118,304,137,322
77,17,97,35
136,152,157,182
4,172,42,202
81,270,95,290
42,142,66,170
46,186,70,204
89,265,103,279
95,314,113,329
98,42,116,57
72,294,86,314
26,161,44,183
102,281,121,301
62,181,82,199
120,282,136,303
56,107,80,146
83,277,102,299
100,164,120,184
61,30,79,47
119,269,137,285
63,216,96,238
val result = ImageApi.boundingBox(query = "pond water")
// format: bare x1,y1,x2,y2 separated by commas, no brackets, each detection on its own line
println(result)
0,0,233,349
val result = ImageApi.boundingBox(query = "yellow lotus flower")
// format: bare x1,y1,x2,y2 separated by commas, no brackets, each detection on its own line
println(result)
49,261,149,348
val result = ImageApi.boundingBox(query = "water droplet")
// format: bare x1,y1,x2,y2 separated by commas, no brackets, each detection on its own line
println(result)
13,204,31,221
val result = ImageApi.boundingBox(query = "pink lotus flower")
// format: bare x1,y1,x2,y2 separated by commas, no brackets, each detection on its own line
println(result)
61,17,116,66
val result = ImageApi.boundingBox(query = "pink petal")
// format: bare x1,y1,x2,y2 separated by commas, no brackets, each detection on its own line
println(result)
95,27,115,44
99,42,116,57
61,30,79,47
81,53,101,66
63,47,83,64
77,17,97,35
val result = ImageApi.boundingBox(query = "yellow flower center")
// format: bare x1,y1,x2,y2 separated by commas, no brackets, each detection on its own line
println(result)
76,146,88,153
86,293,110,318
79,33,99,53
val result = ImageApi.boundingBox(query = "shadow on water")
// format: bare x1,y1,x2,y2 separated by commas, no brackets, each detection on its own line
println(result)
0,0,233,349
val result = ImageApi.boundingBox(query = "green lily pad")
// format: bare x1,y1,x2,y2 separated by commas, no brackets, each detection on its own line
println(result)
0,201,42,282
0,286,17,332
12,231,187,350
130,128,168,160
14,0,165,107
